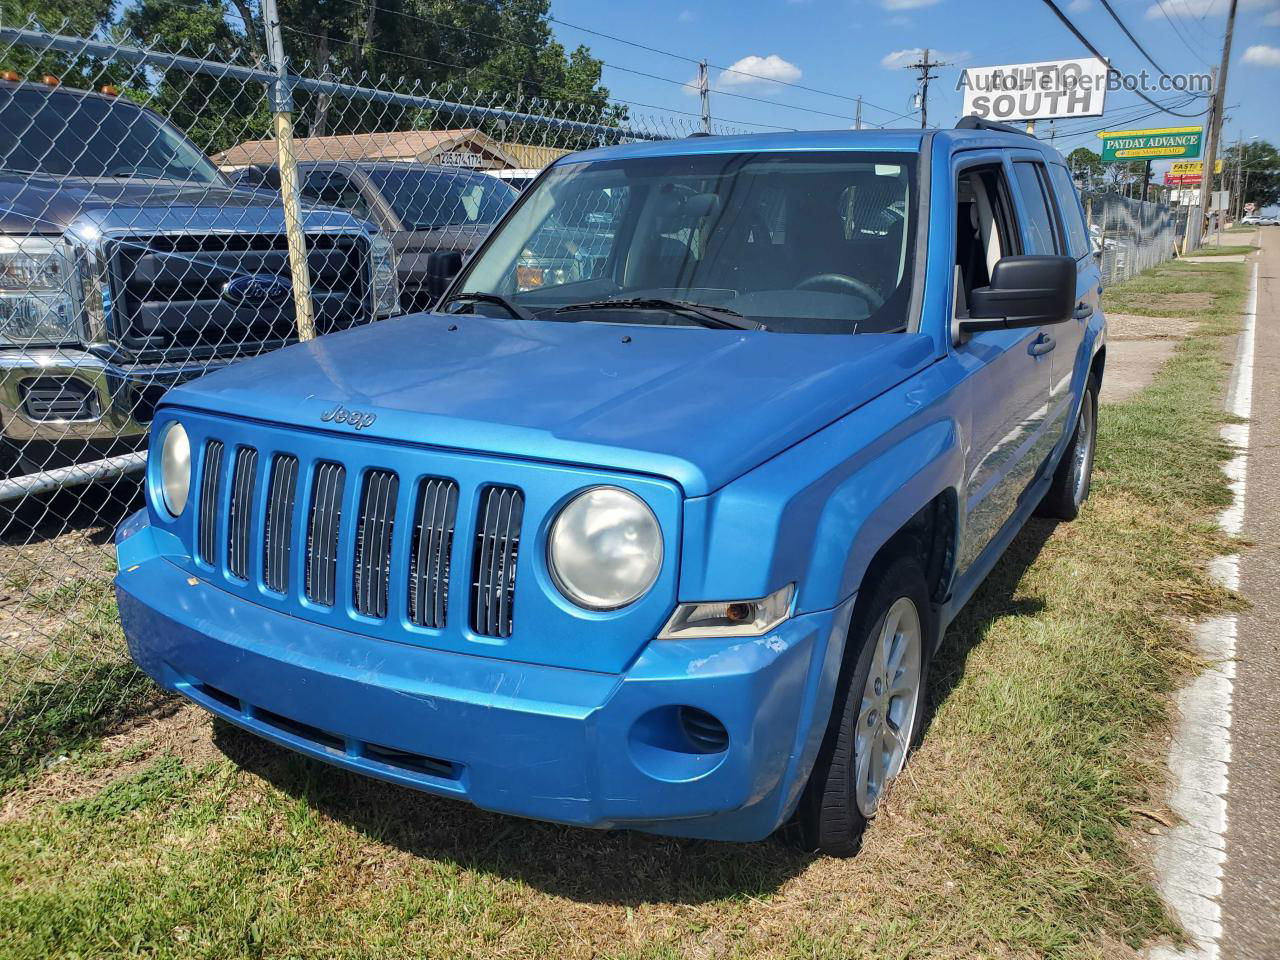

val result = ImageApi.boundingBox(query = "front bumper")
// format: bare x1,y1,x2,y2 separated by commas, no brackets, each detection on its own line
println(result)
0,346,224,445
116,513,853,841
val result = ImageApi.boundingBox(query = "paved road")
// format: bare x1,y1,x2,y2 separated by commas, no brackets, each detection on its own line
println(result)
1222,229,1280,959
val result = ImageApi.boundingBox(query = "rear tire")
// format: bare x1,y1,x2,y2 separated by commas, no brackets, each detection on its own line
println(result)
790,555,934,857
1039,376,1098,521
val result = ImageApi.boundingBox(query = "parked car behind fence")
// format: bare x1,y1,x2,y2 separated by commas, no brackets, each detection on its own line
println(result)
231,162,518,312
0,77,399,496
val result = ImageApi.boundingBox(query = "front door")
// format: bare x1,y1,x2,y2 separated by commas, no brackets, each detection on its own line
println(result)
951,157,1053,575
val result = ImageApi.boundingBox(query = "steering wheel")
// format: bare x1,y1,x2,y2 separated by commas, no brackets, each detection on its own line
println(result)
796,272,886,311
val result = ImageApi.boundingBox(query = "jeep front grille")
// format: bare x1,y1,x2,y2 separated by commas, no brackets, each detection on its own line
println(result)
194,444,525,637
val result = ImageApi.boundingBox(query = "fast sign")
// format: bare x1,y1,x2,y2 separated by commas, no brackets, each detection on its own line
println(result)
960,58,1109,121
1098,127,1203,163
1170,159,1222,177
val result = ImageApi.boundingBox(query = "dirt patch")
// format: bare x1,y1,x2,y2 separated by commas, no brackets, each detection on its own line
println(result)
1107,313,1196,342
1101,314,1196,405
1102,341,1179,405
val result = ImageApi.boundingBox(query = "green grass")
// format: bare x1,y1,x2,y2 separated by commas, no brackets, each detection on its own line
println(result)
1186,244,1256,257
0,261,1249,959
0,573,167,790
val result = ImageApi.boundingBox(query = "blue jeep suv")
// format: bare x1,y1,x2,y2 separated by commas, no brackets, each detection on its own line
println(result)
116,119,1105,855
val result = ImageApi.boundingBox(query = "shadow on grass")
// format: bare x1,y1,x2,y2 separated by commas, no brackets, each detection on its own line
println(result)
212,516,1058,907
0,657,173,787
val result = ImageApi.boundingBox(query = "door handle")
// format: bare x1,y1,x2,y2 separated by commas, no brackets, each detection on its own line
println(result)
1029,333,1056,356
1073,302,1092,320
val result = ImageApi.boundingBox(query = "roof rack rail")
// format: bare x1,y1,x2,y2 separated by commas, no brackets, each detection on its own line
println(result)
955,115,1032,137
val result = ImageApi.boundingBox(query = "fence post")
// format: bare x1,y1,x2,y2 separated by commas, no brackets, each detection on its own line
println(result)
262,0,317,341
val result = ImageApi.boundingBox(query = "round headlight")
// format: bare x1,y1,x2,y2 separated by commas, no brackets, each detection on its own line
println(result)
548,487,663,610
159,422,191,516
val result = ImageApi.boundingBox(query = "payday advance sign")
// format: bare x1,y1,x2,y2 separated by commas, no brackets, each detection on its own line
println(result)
1098,126,1203,163
960,57,1109,121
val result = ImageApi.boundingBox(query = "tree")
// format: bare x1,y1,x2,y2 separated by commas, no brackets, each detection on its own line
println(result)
1065,147,1102,186
1221,139,1280,212
2,0,623,151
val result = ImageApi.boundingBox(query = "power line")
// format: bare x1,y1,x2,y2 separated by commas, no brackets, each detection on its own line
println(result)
1036,0,1211,117
1094,0,1190,83
306,0,896,127
279,24,796,131
1148,0,1214,66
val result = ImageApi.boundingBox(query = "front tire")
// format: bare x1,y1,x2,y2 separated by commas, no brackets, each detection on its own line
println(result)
1039,375,1098,521
791,556,934,856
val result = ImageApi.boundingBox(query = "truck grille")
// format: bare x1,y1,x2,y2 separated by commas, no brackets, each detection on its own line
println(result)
105,232,372,362
196,448,514,634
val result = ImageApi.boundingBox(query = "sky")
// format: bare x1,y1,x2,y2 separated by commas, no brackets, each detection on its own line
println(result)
547,0,1280,176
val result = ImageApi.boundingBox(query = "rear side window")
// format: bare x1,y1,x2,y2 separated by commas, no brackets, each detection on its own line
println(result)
1047,164,1091,261
1012,161,1060,255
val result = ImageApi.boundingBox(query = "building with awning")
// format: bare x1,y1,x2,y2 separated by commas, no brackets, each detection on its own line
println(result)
212,128,524,171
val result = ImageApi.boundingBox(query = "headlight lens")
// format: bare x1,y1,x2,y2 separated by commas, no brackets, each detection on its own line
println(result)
658,584,795,639
159,422,191,516
0,237,80,345
369,233,400,316
548,486,663,610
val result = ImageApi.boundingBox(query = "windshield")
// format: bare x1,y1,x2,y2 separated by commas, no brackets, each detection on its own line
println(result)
453,150,918,334
0,87,223,184
367,168,516,230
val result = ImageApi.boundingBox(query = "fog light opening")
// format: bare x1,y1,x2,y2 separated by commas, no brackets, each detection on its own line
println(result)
678,706,729,754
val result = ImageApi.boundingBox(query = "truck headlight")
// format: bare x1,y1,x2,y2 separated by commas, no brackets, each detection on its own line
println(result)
658,584,794,639
158,421,191,517
369,234,400,316
548,487,663,610
0,237,80,346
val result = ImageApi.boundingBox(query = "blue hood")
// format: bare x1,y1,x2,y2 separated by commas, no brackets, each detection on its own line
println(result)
164,313,935,496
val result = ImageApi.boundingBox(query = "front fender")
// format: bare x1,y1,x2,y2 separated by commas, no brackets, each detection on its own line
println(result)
679,359,963,614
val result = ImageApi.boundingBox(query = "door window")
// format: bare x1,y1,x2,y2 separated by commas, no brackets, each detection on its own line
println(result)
301,170,372,221
1047,164,1092,261
955,165,1019,307
1012,161,1060,255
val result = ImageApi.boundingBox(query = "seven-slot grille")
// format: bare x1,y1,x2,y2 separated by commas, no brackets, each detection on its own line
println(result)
194,445,515,635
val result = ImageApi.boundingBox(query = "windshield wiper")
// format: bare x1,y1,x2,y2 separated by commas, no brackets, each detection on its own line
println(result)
440,292,537,322
554,298,764,331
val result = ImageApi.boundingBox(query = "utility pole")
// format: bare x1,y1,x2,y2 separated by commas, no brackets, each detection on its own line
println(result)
1193,0,1237,250
262,0,316,340
855,95,863,130
904,48,948,129
697,60,711,134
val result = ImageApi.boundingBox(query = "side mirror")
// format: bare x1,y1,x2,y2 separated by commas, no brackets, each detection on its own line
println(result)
426,250,463,300
960,255,1075,332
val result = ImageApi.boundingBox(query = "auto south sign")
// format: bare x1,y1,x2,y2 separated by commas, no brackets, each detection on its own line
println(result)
1098,127,1203,163
960,58,1109,122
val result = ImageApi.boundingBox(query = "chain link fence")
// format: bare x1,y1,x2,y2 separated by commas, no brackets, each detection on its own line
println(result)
0,19,1193,776
0,18,729,776
1080,189,1184,286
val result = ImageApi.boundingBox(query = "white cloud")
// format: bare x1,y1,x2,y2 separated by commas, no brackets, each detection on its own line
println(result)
676,8,695,21
1243,43,1280,64
880,47,969,69
1264,7,1280,23
716,54,803,89
1146,0,1276,19
882,0,942,8
1068,0,1093,11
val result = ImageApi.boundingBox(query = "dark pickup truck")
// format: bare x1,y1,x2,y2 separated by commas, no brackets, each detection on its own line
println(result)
0,79,399,488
